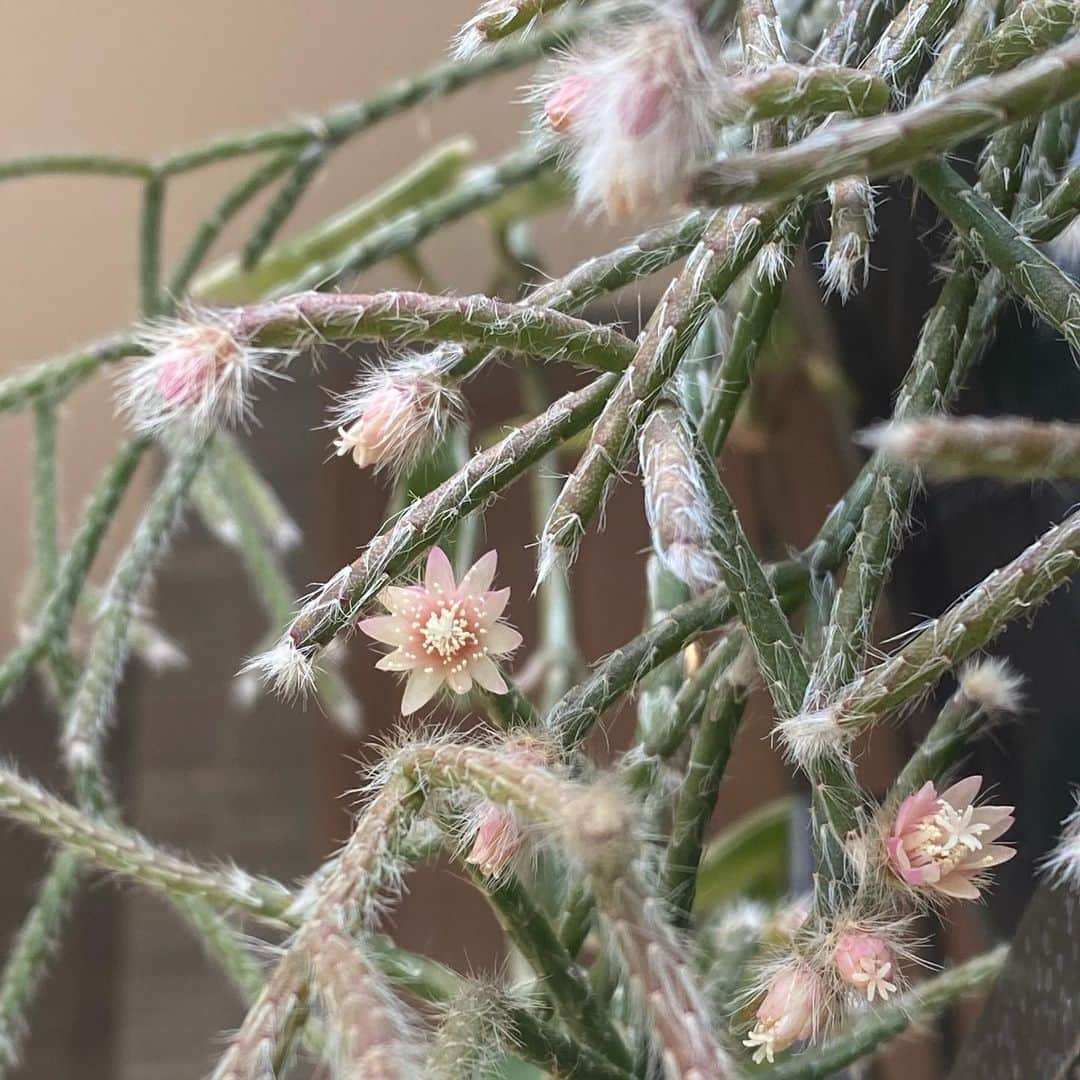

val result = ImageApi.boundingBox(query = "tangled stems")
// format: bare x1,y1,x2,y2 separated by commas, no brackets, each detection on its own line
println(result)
913,158,1080,351
539,198,790,577
281,373,616,660
813,507,1080,742
689,36,1080,207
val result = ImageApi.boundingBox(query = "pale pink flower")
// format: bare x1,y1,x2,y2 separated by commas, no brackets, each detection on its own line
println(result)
359,547,522,715
834,932,897,1003
118,319,270,434
744,964,822,1064
332,354,463,476
887,776,1015,900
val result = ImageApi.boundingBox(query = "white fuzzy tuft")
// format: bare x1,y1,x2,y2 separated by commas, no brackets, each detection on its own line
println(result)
242,637,318,701
1041,794,1080,892
775,709,850,770
958,657,1024,715
534,2,719,220
857,420,921,460
116,312,285,437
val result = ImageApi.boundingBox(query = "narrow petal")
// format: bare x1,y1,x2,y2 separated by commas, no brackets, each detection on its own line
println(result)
484,623,523,656
933,874,982,900
460,550,498,598
381,585,425,616
425,546,457,595
975,844,1016,868
401,668,444,715
358,615,409,646
481,587,511,621
895,782,939,835
469,655,508,694
446,668,473,695
941,775,983,811
974,811,1015,844
376,651,416,672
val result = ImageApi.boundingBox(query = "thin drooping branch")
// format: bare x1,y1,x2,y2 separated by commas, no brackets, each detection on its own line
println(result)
225,289,637,373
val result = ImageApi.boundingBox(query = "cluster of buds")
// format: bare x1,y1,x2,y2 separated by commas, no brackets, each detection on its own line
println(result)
331,352,464,477
359,547,522,715
538,1,718,219
118,317,274,435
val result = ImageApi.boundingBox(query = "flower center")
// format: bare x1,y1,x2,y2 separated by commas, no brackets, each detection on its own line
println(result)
421,603,475,660
910,800,989,869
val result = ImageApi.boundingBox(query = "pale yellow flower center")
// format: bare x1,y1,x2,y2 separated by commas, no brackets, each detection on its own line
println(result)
421,603,475,660
909,800,989,870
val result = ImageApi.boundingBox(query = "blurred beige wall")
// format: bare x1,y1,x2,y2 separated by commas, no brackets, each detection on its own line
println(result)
0,1,619,646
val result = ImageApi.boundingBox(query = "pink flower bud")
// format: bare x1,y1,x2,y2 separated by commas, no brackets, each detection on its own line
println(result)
545,76,591,134
617,75,672,137
465,803,523,878
743,964,822,1064
331,357,463,477
120,321,261,434
834,932,897,1002
887,776,1015,900
334,382,411,469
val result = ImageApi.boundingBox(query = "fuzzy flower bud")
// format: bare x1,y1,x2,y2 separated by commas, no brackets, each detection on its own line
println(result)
834,931,897,1002
465,739,549,878
331,354,463,477
886,776,1015,900
544,75,591,134
744,964,823,1064
359,547,522,715
118,318,271,435
539,2,718,220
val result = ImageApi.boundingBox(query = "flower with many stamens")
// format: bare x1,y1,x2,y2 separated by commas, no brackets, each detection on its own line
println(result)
834,931,897,1002
743,963,822,1065
886,776,1015,900
359,547,522,715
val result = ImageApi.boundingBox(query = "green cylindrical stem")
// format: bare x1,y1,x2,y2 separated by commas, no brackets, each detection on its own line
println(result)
229,288,637,373
689,37,1080,207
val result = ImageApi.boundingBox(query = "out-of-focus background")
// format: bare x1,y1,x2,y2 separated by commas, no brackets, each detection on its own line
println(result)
0,4,1060,1077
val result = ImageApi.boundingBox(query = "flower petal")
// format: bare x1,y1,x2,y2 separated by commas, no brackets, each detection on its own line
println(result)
481,587,511,622
894,782,939,836
358,615,410,646
975,844,1016,868
933,874,982,900
446,668,473,695
469,655,508,694
401,668,444,715
941,775,983,811
381,585,425,616
376,650,416,672
425,546,457,594
460,550,498,598
485,623,523,656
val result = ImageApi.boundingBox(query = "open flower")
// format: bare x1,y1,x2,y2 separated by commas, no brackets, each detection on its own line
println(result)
359,547,522,715
834,931,897,1002
743,964,822,1064
886,776,1015,900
